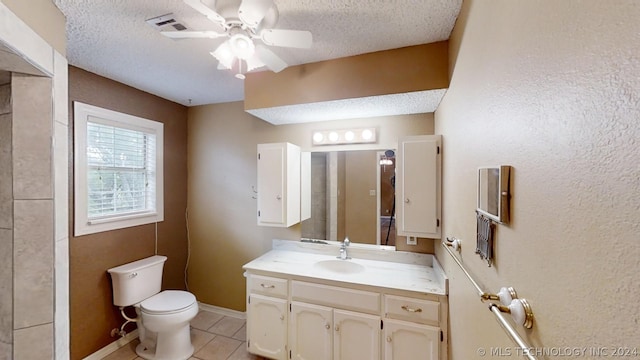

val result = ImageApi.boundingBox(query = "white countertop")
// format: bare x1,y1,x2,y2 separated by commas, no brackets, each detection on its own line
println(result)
242,241,448,296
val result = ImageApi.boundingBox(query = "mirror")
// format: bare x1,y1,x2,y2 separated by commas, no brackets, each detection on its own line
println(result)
301,150,397,246
477,165,511,224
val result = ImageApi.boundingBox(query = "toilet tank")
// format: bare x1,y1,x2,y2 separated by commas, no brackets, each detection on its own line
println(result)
107,255,167,307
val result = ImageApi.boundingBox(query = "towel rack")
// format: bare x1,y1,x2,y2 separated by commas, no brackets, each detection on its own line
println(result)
442,241,538,360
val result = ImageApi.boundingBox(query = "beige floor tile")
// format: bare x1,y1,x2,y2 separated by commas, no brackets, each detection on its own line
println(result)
191,310,224,331
207,316,245,337
101,340,138,360
231,324,247,341
191,328,216,353
227,344,266,360
193,336,242,360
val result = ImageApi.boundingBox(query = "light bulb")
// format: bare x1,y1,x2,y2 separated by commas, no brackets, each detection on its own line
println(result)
328,132,339,142
362,129,373,140
229,34,255,60
344,131,355,141
313,132,324,143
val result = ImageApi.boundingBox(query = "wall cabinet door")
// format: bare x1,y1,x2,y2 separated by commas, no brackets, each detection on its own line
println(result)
334,309,380,360
257,142,301,227
396,135,441,239
384,319,440,360
290,302,333,360
247,294,288,360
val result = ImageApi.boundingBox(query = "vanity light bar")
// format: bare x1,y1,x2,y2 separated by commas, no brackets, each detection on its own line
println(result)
312,127,377,146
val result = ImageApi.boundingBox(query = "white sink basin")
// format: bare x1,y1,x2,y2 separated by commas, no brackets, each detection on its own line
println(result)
313,259,366,274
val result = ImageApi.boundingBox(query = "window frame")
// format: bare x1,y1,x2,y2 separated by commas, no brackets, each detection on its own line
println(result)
73,101,164,236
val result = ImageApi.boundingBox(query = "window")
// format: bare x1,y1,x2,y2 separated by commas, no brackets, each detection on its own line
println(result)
74,102,163,236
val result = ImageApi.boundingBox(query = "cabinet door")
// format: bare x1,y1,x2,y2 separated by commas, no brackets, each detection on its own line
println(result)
257,144,286,225
290,302,333,360
334,309,380,360
384,319,440,360
396,135,441,239
257,143,302,227
247,294,288,360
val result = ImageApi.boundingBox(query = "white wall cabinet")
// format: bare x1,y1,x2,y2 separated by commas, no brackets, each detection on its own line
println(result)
257,143,304,227
396,135,442,239
246,274,447,360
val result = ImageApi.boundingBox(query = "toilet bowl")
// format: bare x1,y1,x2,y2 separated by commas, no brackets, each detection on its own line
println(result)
136,290,199,360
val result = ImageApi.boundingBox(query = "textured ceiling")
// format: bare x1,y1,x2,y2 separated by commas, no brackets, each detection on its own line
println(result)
54,0,462,109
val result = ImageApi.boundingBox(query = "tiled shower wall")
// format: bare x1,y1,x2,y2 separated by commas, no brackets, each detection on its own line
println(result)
301,152,327,240
0,74,55,359
0,78,12,359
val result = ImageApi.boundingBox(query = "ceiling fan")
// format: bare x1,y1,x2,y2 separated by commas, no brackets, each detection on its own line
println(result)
162,0,313,79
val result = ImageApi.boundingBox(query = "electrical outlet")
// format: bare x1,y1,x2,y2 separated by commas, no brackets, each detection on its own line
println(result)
406,236,417,245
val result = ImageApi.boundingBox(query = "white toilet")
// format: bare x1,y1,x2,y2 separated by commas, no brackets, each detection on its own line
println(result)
107,255,198,360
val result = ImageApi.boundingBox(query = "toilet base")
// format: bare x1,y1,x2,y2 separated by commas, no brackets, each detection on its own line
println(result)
135,324,194,360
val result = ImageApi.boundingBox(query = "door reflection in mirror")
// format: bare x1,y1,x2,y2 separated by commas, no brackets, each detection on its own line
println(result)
301,150,396,246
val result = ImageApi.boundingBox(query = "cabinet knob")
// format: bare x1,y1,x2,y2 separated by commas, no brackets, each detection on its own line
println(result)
280,315,284,321
260,283,275,289
276,195,282,200
334,325,339,332
386,336,392,343
405,198,410,203
325,323,330,330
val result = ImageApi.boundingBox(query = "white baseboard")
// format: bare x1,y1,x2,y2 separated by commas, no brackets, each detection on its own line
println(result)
82,329,138,360
198,302,246,320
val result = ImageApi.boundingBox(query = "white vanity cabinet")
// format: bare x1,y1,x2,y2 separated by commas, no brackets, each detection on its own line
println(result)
289,302,381,360
396,135,442,239
290,281,381,360
384,320,440,360
246,275,289,359
246,272,447,360
383,295,442,360
257,143,301,227
290,302,333,360
333,309,381,360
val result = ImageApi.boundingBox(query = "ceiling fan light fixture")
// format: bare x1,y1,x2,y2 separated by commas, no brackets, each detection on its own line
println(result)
229,33,255,60
210,42,234,69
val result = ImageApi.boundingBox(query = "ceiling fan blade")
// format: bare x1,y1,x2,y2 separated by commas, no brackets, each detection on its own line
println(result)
260,29,312,49
161,30,226,39
255,44,287,73
183,0,225,24
238,0,274,28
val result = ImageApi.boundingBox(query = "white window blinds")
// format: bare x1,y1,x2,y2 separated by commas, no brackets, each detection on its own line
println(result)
86,122,157,219
73,101,164,236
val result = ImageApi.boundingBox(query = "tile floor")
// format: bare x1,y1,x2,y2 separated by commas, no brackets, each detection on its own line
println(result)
101,309,267,360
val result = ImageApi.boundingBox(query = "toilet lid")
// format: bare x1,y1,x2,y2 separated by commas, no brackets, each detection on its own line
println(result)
140,290,196,314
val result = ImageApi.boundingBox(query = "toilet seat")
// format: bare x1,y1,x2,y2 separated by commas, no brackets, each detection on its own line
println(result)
140,290,196,315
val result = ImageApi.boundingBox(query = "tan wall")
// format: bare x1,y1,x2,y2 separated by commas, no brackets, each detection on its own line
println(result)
436,0,640,358
68,67,188,359
188,102,433,311
245,42,449,109
0,0,66,55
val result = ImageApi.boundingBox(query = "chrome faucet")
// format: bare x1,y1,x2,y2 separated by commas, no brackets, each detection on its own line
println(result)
337,237,351,260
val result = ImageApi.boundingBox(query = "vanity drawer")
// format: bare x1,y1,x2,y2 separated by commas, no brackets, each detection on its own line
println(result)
384,295,439,325
291,280,380,314
248,274,288,298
